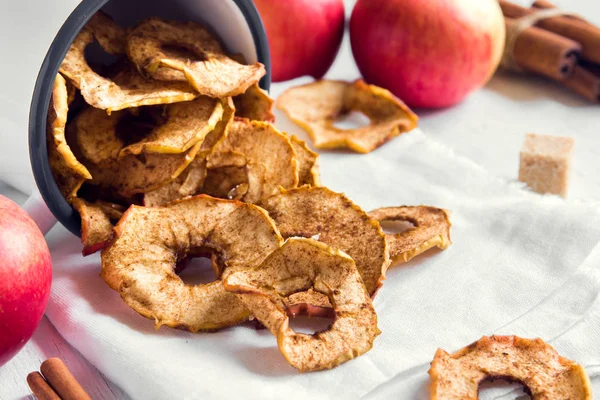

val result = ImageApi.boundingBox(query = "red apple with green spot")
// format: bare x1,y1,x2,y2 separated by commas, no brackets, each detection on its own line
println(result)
254,0,345,82
350,0,506,109
0,195,52,366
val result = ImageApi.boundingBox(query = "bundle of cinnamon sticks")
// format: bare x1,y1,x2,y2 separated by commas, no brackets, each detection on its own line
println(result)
499,0,600,103
26,358,91,400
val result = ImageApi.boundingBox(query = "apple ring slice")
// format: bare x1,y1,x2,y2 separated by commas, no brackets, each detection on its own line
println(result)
429,335,592,399
72,198,124,256
224,238,380,372
277,79,418,153
206,119,299,203
47,74,92,201
126,18,266,98
233,84,275,122
59,12,198,112
368,206,452,263
261,186,389,299
101,195,284,332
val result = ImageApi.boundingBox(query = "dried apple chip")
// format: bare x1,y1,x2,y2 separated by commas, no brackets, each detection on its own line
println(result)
277,79,418,153
73,198,124,256
74,106,202,197
47,74,91,201
101,195,284,332
368,206,451,263
206,119,298,203
261,186,389,314
88,144,202,198
429,335,592,399
119,98,224,155
126,18,265,98
233,84,275,122
142,100,236,206
290,136,321,187
224,238,380,372
59,12,197,112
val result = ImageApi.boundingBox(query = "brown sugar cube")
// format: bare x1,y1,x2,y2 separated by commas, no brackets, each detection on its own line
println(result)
519,133,574,198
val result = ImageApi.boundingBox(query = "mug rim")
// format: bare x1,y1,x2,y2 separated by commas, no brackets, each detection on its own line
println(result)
29,0,271,238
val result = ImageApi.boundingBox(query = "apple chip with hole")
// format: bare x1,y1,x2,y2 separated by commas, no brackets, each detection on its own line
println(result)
277,79,418,153
233,84,275,122
290,136,321,187
368,206,452,264
126,18,265,98
261,186,389,315
224,238,380,372
47,74,92,201
73,106,202,197
205,119,298,203
101,195,283,332
59,12,198,112
73,198,124,256
429,335,592,399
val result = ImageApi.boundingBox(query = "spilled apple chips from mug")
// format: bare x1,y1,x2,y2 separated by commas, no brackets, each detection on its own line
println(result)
44,9,457,375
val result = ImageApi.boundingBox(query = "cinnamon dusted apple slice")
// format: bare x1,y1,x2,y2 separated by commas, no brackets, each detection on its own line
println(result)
72,198,124,256
142,99,236,206
126,18,265,98
261,186,389,315
277,79,418,153
118,98,223,155
233,84,275,122
59,12,198,113
368,206,452,263
429,335,592,399
224,238,380,372
205,119,299,203
47,74,91,201
101,195,284,332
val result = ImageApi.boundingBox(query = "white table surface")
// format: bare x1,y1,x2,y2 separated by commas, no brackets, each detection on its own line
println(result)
1,0,598,399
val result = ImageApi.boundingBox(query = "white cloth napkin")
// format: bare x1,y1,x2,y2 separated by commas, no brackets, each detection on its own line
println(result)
44,114,600,399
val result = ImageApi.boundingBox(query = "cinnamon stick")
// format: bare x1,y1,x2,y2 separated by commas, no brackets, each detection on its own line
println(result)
532,0,588,24
27,372,61,400
532,0,558,10
499,0,600,64
505,17,581,81
564,63,600,102
40,358,92,400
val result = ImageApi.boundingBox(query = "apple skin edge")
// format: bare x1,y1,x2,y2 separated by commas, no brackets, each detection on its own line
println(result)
254,0,346,82
0,195,52,367
350,0,506,109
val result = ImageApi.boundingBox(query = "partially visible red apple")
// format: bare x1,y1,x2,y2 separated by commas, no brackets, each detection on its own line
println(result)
350,0,506,109
0,195,52,366
254,0,345,82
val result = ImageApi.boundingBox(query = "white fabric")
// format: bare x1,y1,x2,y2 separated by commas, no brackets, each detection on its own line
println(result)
44,119,600,398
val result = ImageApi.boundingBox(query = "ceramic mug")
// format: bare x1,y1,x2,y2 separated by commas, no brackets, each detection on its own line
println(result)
25,0,271,236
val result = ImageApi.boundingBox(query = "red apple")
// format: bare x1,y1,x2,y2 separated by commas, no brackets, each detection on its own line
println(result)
0,195,52,366
254,0,345,82
350,0,506,109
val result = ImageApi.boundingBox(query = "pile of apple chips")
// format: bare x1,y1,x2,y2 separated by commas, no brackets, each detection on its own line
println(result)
47,12,451,372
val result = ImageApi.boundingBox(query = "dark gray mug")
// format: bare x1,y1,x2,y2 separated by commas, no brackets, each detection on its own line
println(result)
27,0,271,237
